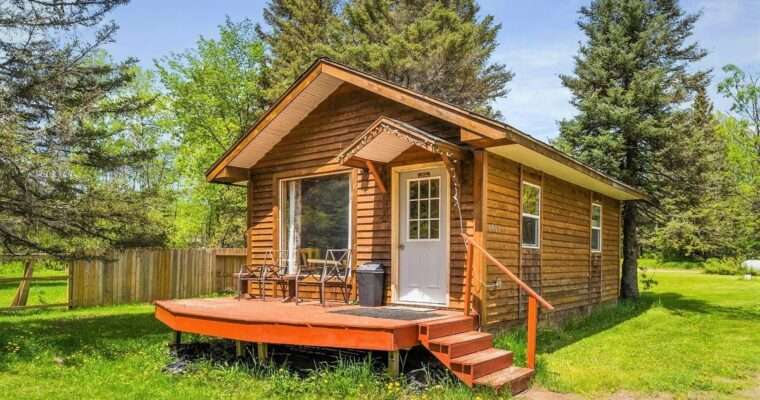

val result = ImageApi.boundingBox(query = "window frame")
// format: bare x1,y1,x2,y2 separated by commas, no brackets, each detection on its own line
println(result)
521,181,541,249
591,203,602,253
405,176,442,242
277,171,353,265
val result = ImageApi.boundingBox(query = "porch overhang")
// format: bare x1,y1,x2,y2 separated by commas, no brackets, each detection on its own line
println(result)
336,116,468,168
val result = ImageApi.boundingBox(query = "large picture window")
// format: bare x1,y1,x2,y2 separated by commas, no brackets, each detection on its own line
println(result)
280,173,350,273
591,203,602,252
521,182,541,248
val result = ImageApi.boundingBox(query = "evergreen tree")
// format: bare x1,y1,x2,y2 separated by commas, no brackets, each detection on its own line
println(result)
555,0,707,298
257,0,512,117
256,0,344,98
650,86,730,258
341,0,512,116
0,0,164,257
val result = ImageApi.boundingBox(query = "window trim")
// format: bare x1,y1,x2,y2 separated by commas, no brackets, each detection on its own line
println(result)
521,181,541,249
277,171,353,269
405,176,442,242
591,203,602,253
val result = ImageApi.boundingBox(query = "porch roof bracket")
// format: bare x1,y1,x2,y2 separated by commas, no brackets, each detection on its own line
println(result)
336,116,468,168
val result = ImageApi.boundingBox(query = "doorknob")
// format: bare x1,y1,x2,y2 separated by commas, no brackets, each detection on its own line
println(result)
398,244,405,250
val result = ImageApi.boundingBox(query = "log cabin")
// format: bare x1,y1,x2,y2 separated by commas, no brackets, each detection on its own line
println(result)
154,58,646,393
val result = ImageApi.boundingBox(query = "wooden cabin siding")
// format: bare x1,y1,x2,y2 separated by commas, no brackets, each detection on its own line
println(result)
245,83,472,305
484,155,521,326
483,152,621,329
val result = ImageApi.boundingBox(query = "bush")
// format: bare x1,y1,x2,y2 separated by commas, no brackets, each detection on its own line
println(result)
703,258,743,275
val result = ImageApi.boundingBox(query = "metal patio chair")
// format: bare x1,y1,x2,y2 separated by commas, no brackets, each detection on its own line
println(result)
295,249,352,305
236,250,288,300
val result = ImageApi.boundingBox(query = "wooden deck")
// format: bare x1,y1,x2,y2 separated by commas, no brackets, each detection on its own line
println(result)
154,298,461,351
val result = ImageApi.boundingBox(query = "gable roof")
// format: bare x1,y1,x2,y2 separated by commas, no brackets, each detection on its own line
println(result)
205,58,646,201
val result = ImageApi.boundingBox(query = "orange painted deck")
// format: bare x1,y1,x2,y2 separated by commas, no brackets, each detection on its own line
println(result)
155,298,462,351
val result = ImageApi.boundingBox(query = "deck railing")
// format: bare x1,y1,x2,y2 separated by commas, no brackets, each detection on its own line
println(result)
461,233,555,369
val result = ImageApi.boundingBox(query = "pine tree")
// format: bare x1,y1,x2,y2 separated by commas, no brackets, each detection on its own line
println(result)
256,0,344,98
651,86,730,258
341,0,512,116
0,0,164,257
257,0,512,117
555,0,707,298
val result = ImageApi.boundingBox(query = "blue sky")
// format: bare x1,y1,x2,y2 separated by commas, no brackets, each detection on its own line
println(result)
104,0,760,141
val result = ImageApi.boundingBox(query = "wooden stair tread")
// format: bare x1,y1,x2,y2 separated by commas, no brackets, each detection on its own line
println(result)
419,315,474,326
451,348,511,365
474,366,534,388
429,331,491,346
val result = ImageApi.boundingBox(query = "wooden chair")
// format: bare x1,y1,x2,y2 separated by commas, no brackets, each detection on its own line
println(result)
236,250,288,300
295,249,352,305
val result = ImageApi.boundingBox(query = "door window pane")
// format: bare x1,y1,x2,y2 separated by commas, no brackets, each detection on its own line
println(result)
407,176,441,241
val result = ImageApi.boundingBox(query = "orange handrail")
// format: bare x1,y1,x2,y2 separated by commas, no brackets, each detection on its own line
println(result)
461,233,554,311
460,233,554,369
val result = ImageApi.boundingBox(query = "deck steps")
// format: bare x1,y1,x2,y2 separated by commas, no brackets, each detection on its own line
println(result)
418,316,534,394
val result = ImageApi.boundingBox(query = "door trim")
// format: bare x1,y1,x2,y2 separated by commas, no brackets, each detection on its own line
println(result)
390,162,450,307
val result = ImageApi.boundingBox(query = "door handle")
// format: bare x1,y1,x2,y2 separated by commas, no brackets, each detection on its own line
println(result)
398,244,405,250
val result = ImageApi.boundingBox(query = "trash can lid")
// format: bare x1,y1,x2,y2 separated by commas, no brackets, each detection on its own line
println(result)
356,262,384,273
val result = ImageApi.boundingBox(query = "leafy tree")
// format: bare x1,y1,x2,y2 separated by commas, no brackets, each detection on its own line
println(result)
156,19,268,247
0,0,164,257
257,0,512,117
555,0,707,298
718,65,760,153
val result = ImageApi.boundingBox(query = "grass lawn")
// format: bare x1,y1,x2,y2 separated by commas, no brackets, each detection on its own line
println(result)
1,270,758,399
0,262,69,307
515,270,760,398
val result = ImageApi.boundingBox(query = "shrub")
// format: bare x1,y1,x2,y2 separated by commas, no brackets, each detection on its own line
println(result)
703,258,743,275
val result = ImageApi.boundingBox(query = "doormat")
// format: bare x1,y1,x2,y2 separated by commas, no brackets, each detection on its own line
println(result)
329,307,444,321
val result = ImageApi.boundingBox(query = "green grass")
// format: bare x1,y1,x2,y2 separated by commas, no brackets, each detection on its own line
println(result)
0,305,502,399
2,270,758,399
0,262,69,307
495,270,760,398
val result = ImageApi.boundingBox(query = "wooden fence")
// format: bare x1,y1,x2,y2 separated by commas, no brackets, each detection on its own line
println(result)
69,248,245,308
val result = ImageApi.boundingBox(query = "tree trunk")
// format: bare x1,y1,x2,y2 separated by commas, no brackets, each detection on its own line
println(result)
620,201,640,299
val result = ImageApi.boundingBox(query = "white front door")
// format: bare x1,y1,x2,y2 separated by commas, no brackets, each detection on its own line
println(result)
398,167,448,305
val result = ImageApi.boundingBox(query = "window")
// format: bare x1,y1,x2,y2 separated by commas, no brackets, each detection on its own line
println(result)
591,203,602,252
281,173,350,273
407,177,441,241
521,182,540,248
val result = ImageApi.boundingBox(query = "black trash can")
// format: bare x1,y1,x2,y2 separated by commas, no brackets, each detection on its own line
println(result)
356,263,385,307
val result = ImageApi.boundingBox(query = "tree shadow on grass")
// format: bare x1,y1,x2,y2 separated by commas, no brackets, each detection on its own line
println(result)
495,290,760,365
0,310,168,371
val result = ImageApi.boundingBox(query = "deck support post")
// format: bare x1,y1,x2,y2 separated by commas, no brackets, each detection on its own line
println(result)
387,350,400,377
256,343,268,362
173,331,181,346
235,341,244,358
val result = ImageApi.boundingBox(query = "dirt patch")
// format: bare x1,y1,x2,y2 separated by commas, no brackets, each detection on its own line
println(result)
163,339,451,389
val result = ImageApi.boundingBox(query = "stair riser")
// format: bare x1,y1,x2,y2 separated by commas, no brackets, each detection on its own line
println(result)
508,375,532,395
452,352,513,380
420,318,476,341
446,336,492,359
